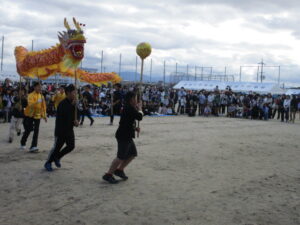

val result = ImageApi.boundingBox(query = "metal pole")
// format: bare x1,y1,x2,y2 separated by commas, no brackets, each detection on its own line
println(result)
31,40,34,51
100,50,103,73
261,62,264,83
210,67,213,80
163,60,166,87
278,66,281,84
1,36,4,72
224,67,227,81
135,56,138,82
186,64,189,80
119,53,122,77
201,66,203,80
150,58,152,83
239,66,242,82
257,66,259,83
195,66,197,81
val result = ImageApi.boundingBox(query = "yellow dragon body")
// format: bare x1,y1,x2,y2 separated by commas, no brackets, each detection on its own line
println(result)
15,18,121,86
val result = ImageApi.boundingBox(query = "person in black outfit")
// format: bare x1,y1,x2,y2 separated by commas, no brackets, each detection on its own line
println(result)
103,91,143,184
109,83,123,125
44,85,79,172
80,85,94,126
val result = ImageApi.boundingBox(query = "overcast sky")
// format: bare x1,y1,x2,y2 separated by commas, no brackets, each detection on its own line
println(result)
1,0,300,85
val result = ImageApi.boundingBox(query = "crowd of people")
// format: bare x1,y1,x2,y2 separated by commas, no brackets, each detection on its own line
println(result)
1,79,300,130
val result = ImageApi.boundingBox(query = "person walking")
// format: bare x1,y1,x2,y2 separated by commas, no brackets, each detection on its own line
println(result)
44,85,79,171
20,82,47,152
8,88,27,143
103,91,143,184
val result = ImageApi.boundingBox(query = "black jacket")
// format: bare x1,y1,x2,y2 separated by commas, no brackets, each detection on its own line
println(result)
115,105,143,140
12,96,27,118
55,98,78,136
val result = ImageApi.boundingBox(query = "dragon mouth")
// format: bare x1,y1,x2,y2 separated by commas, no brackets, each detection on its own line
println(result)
67,41,85,60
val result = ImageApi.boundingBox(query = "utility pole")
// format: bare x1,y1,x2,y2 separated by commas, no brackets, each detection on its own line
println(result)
0,36,4,72
194,66,197,81
186,64,189,80
175,62,178,83
135,56,138,82
150,58,152,83
31,40,34,51
119,53,122,77
256,66,259,83
163,60,166,87
224,67,227,81
278,66,281,84
258,59,265,83
210,67,213,80
239,66,242,82
100,50,103,73
201,66,204,80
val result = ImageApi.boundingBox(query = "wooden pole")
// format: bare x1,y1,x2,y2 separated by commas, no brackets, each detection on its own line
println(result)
137,58,144,138
75,69,78,120
110,82,114,118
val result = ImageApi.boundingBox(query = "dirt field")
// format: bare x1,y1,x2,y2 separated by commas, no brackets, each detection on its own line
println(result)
0,116,299,225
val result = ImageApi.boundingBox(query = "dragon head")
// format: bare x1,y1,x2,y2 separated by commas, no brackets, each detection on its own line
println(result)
58,18,86,61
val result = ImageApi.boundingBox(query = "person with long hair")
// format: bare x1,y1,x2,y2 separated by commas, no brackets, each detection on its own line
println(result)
103,91,143,184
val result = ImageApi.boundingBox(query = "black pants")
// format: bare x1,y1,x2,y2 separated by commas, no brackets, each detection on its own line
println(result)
284,108,290,122
21,117,40,148
279,108,285,121
80,109,93,125
47,132,75,163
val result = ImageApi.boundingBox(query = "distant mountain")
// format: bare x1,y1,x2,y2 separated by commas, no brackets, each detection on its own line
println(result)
119,71,166,83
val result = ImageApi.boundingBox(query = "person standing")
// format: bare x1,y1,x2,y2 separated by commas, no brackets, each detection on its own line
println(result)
52,86,66,111
283,95,291,123
44,85,79,171
103,91,143,184
290,95,297,123
20,82,47,152
109,83,123,125
80,85,94,126
8,88,27,143
2,88,13,123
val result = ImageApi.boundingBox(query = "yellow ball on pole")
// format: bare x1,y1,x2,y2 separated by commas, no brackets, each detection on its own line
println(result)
136,42,152,60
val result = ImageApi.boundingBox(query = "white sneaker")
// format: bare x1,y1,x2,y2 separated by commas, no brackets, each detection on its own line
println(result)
29,147,39,152
20,145,26,150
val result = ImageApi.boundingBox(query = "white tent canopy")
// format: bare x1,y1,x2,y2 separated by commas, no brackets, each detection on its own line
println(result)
285,89,300,95
173,81,285,94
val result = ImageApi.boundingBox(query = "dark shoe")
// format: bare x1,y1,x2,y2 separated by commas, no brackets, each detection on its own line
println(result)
29,147,39,152
8,138,12,143
54,160,61,168
114,169,128,180
102,174,118,184
90,119,94,126
17,130,21,136
44,162,53,172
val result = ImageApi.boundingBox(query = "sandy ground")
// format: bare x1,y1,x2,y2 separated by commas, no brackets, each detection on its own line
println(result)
0,116,299,225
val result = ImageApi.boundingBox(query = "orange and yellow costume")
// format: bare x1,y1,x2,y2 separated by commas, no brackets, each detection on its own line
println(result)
15,18,121,86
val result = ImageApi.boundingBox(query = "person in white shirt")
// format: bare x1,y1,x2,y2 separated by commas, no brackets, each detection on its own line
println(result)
283,95,291,122
198,92,206,115
177,88,186,113
207,93,214,106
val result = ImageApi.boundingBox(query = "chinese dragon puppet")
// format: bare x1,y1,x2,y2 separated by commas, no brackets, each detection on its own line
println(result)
15,18,121,86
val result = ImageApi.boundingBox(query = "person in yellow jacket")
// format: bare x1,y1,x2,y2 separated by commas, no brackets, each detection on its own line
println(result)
52,87,66,110
21,82,47,152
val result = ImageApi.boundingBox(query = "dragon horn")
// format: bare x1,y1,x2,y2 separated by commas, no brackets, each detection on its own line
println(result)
73,17,82,31
64,18,71,30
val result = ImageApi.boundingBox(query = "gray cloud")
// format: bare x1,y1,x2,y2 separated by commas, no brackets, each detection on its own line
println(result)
0,0,300,85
